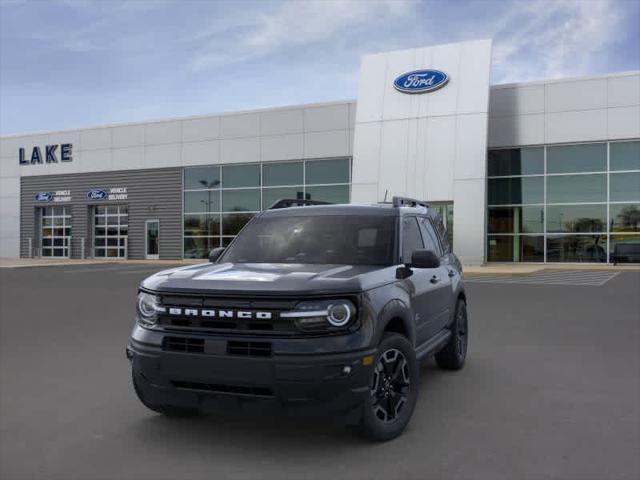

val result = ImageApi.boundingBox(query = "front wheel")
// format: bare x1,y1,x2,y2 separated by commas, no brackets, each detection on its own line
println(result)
435,298,468,370
357,333,419,441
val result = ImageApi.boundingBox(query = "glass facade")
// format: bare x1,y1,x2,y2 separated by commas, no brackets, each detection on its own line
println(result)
487,140,640,263
183,158,351,258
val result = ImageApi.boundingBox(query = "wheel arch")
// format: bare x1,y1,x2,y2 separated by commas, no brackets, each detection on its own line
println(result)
375,299,415,347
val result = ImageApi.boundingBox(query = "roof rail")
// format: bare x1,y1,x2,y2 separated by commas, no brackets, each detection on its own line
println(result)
268,198,332,209
391,196,429,209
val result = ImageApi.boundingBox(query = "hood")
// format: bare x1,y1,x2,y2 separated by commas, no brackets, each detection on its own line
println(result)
141,262,396,296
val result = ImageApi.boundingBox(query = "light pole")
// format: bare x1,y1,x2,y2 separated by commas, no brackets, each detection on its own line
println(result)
199,179,220,251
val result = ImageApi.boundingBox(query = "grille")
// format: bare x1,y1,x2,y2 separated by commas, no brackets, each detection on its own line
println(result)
162,336,205,353
226,341,272,357
157,296,299,336
171,380,273,397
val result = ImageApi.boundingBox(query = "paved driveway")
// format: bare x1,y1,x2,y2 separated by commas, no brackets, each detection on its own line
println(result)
1,265,638,480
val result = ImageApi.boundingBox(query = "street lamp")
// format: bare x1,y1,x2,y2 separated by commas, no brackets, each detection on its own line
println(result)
199,179,220,251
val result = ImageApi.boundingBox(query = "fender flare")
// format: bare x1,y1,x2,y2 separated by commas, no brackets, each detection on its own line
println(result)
374,299,416,347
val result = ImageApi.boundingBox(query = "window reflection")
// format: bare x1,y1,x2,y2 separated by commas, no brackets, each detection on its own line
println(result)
609,204,640,232
488,177,543,205
222,213,254,236
263,162,303,186
546,205,606,233
262,187,304,209
184,166,221,190
184,214,220,236
610,172,640,202
487,235,544,262
610,235,640,263
184,191,220,213
305,185,349,204
487,148,544,176
546,235,607,263
184,237,219,259
488,207,543,234
305,158,350,184
547,143,606,173
610,141,640,171
222,189,260,212
547,174,606,203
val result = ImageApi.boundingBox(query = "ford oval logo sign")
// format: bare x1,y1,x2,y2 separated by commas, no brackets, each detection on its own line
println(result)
87,190,107,200
35,192,53,202
393,69,449,94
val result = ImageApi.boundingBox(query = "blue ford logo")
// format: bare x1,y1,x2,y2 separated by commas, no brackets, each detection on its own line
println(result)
35,192,53,202
393,69,449,94
87,190,107,200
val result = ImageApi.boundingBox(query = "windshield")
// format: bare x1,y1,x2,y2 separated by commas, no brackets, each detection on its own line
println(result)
222,214,396,266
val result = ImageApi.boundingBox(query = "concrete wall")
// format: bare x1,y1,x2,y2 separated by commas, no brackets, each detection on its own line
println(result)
351,39,492,265
488,71,640,147
0,101,355,258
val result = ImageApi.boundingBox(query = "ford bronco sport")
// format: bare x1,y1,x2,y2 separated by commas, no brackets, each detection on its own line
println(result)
127,196,468,441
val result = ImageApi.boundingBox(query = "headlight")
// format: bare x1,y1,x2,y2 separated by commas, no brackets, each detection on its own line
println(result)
281,299,357,332
136,292,165,327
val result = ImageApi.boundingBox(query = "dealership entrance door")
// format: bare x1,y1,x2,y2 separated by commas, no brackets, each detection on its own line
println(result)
92,205,128,258
145,220,159,259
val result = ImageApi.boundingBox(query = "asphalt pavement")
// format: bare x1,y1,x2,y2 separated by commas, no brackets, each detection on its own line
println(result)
0,264,638,480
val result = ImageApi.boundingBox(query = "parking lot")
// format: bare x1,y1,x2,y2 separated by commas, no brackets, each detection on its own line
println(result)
0,264,638,480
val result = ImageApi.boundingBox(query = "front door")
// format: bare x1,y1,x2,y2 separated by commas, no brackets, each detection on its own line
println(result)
145,220,159,259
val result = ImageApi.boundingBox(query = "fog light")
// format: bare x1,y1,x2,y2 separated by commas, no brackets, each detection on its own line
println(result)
362,355,374,366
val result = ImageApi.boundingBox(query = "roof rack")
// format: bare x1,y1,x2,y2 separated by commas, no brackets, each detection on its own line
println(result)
268,198,332,210
391,196,429,209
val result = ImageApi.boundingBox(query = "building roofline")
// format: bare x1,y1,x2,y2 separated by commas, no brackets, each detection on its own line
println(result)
3,69,639,138
490,70,640,90
0,98,357,139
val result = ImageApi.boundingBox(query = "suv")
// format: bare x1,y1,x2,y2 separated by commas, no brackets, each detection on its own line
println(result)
127,197,468,441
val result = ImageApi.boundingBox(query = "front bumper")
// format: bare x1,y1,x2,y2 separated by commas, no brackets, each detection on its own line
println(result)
128,330,376,417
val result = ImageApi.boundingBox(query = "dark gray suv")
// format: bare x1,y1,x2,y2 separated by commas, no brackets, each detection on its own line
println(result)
127,196,468,441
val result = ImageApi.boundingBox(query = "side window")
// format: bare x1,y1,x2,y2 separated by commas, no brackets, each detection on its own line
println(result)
419,217,442,257
402,217,424,263
431,215,450,253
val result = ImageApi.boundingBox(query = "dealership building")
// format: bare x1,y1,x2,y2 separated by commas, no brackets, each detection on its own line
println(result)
1,39,639,264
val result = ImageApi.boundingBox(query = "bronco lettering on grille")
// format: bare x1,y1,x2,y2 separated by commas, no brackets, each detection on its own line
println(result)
167,308,272,320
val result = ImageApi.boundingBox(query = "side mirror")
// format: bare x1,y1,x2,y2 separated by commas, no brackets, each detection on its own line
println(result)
208,247,226,263
409,249,440,269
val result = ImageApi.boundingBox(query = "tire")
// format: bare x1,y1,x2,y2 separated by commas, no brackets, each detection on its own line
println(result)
357,332,419,441
132,371,200,417
435,298,468,370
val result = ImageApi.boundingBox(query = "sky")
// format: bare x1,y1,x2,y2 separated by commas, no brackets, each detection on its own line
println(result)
1,0,639,135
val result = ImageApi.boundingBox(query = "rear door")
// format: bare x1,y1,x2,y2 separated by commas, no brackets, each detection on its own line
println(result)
401,216,444,346
418,216,452,335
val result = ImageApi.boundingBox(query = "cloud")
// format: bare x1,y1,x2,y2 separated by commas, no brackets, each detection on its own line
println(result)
188,0,414,71
491,0,625,83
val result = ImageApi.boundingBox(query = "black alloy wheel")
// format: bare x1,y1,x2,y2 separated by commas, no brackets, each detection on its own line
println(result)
357,332,419,441
371,348,410,423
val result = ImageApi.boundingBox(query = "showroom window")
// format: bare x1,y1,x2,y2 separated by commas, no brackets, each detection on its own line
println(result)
487,140,640,263
183,158,351,258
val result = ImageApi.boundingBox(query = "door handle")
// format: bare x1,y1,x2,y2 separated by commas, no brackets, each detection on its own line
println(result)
430,275,440,284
